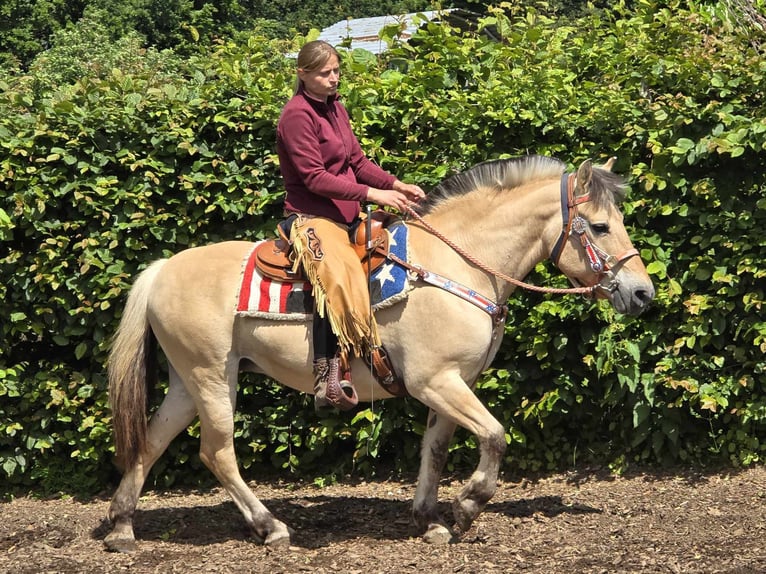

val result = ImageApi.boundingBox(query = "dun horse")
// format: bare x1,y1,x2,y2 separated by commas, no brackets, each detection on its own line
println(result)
105,155,654,551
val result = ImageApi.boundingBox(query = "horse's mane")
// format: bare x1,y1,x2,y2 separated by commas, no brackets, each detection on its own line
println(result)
414,155,626,215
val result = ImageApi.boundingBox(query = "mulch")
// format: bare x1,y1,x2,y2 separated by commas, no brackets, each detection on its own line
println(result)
2,465,765,573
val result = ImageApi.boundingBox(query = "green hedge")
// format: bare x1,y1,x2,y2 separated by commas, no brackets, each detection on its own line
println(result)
1,0,765,493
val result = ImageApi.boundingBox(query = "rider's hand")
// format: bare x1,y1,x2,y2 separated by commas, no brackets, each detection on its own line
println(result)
366,187,413,212
365,180,426,212
392,180,426,203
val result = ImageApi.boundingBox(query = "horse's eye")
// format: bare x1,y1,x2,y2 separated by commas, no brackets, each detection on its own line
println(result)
591,222,610,235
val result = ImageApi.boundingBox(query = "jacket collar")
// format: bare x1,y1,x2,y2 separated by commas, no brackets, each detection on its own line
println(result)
297,85,339,108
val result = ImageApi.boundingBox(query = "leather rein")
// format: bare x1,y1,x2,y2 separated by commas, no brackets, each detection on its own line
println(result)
393,171,641,322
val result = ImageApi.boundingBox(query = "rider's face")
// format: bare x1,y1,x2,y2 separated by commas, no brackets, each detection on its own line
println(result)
299,55,340,102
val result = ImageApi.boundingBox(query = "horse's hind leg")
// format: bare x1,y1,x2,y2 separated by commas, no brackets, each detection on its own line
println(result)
412,408,457,544
194,366,291,547
105,367,197,552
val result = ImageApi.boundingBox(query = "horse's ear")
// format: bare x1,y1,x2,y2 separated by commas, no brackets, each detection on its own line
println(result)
603,156,617,172
576,159,592,195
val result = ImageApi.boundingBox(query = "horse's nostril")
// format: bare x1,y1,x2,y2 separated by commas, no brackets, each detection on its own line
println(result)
635,287,656,305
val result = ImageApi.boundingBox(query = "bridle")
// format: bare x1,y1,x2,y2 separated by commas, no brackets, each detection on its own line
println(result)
549,172,640,295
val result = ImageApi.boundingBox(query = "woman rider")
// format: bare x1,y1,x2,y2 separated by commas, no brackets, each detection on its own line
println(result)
276,40,425,411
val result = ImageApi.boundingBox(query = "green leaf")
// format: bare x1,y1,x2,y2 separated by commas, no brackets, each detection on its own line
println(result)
646,260,667,279
75,343,88,360
673,138,695,152
633,403,652,428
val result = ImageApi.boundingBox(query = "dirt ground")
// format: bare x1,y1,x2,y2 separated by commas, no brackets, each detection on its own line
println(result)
2,465,765,574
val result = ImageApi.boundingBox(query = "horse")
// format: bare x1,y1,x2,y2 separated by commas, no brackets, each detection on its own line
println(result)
104,155,655,552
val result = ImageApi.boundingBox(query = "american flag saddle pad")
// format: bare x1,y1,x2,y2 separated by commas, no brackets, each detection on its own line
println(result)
235,222,412,320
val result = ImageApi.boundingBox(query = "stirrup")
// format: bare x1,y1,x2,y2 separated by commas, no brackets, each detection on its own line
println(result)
313,357,358,412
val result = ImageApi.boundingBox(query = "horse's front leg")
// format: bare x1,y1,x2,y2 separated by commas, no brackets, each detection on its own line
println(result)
412,408,457,544
451,419,506,534
412,371,507,541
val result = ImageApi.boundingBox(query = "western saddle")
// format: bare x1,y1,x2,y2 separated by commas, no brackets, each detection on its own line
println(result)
251,210,407,397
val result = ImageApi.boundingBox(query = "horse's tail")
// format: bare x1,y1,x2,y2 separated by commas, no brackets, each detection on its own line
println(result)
108,259,166,472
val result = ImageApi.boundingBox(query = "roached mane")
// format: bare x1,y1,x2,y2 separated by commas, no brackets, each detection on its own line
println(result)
414,155,626,215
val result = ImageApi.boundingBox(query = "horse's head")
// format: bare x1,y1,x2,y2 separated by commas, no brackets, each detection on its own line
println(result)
551,159,655,315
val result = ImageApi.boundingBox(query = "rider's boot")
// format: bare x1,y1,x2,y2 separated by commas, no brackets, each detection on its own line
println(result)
313,356,358,412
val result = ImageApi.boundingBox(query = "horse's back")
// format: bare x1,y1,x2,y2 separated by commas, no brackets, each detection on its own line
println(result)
154,240,253,296
168,240,254,263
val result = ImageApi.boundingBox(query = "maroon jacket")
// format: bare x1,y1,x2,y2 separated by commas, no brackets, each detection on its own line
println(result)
276,88,396,224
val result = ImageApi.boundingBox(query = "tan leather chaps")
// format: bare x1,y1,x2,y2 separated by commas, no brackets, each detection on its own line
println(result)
290,215,381,364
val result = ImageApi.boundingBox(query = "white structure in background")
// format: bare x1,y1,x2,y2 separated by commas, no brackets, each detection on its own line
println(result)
318,10,451,54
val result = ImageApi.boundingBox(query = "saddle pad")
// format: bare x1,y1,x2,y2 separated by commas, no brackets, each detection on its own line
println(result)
368,221,411,309
235,222,412,320
236,242,313,320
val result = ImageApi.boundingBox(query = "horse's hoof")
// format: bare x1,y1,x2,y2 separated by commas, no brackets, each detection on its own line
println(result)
452,498,480,533
423,523,453,545
104,535,138,553
264,526,293,548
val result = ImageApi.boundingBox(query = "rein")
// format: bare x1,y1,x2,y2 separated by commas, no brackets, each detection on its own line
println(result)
397,170,640,313
401,188,594,297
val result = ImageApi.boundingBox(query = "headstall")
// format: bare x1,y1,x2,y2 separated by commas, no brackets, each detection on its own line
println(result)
550,172,639,294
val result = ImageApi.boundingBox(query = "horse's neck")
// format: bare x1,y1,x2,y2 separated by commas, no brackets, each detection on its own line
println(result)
420,184,557,299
